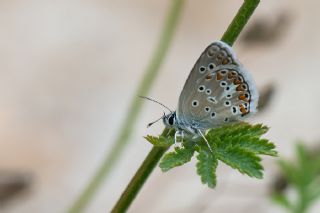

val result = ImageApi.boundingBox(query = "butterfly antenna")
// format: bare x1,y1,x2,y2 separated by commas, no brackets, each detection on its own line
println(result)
147,112,165,128
139,96,173,113
197,130,213,153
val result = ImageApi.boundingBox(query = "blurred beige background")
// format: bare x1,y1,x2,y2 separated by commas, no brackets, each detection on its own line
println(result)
0,0,320,212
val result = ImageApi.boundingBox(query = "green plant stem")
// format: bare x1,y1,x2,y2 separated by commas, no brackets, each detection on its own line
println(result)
111,0,261,212
68,1,185,213
221,0,260,46
111,146,169,213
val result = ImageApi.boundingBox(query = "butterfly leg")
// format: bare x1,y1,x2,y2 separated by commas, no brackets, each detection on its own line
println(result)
197,129,213,153
174,130,184,148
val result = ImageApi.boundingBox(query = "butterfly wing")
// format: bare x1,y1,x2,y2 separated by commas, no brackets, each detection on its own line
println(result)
177,41,258,130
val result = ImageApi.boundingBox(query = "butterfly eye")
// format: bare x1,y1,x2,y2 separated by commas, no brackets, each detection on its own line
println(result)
168,115,174,125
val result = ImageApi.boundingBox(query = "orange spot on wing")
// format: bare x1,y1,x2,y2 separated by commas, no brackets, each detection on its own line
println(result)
222,59,229,65
228,73,236,79
206,75,212,80
236,84,245,91
238,95,247,101
239,104,248,115
233,78,242,85
216,73,223,80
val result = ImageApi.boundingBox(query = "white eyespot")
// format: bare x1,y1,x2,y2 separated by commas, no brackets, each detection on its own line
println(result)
243,102,249,109
211,112,216,118
204,106,211,112
199,66,206,74
231,71,238,76
238,76,244,82
208,63,215,70
226,94,232,99
219,70,227,75
220,81,227,87
224,117,229,122
242,84,248,90
207,96,217,104
198,85,205,92
205,89,211,95
192,100,199,107
231,106,238,115
224,100,231,106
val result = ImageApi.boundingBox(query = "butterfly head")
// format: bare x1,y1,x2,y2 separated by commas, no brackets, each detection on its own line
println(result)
162,111,177,127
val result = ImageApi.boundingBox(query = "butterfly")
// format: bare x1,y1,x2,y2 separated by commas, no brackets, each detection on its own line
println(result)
144,41,258,152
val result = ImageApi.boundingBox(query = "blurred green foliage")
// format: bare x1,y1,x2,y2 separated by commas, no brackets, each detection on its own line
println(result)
272,143,320,213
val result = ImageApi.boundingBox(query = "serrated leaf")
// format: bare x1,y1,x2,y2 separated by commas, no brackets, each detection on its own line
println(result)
217,146,263,178
196,149,218,188
160,146,194,172
147,122,276,189
207,123,268,142
234,137,277,156
144,135,174,147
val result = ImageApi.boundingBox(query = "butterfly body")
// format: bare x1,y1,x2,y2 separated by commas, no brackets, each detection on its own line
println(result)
162,41,259,143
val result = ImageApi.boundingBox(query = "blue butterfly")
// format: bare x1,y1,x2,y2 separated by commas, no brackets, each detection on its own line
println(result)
145,41,258,152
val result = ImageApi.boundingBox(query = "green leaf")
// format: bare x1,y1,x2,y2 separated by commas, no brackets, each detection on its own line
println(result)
144,135,174,147
273,143,320,213
206,123,268,143
278,159,299,186
234,137,277,156
216,146,263,178
308,181,320,203
147,122,277,188
271,193,292,210
196,149,218,188
206,123,274,155
160,146,194,172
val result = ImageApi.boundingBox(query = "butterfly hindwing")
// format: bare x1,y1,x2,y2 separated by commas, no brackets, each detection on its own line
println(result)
177,41,258,130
